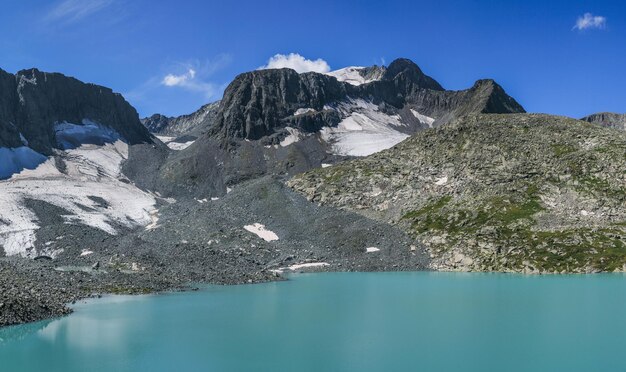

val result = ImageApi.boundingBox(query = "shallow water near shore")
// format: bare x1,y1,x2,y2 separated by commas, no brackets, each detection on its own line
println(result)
2,272,626,371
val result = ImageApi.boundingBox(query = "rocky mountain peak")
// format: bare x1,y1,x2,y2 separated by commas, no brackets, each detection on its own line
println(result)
381,58,444,91
472,79,525,114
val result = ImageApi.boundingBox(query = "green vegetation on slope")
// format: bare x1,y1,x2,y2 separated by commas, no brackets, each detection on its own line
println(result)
289,114,626,273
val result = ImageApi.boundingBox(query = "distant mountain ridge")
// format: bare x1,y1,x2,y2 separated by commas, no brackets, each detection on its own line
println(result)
582,112,626,131
142,101,220,138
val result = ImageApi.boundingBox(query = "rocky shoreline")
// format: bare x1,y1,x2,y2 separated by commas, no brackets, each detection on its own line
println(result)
1,176,429,328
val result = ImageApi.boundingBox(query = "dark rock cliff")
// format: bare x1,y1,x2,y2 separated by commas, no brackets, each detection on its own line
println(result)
0,68,152,155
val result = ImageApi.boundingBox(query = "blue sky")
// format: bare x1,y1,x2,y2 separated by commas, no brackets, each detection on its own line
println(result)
0,0,624,118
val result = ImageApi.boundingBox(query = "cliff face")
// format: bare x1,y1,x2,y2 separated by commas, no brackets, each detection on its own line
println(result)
208,68,351,141
0,68,152,155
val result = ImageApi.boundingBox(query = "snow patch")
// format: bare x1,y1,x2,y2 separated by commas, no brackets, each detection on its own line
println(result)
288,262,329,271
366,247,380,253
243,223,279,242
325,67,381,86
168,141,194,151
156,136,195,151
321,163,332,168
80,250,94,257
410,109,435,128
320,99,410,156
280,127,303,147
294,108,315,116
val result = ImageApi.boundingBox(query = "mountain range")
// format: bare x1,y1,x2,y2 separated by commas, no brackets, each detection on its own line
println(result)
0,58,624,326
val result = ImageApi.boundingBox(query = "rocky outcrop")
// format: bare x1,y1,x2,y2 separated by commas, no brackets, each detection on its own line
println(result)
0,68,152,155
142,101,220,138
289,114,626,274
208,68,350,141
582,112,626,131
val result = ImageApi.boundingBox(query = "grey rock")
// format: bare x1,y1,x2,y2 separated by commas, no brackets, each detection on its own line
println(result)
581,112,626,131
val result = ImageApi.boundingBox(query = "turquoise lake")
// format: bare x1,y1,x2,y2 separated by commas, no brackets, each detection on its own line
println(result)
1,272,626,371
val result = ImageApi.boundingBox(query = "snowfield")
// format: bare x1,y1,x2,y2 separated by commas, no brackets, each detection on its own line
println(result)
156,136,195,151
320,99,410,156
0,133,157,257
325,67,382,86
410,109,435,128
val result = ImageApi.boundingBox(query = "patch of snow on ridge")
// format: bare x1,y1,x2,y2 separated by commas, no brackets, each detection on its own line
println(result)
320,99,410,156
410,109,435,128
244,223,279,242
0,140,157,257
366,247,380,253
325,67,380,86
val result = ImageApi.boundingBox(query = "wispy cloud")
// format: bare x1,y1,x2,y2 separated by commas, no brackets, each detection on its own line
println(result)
573,13,607,31
44,0,115,24
124,55,232,114
159,55,232,98
259,53,331,73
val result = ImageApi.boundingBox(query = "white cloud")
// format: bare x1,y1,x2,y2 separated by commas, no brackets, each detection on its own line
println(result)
162,69,197,87
45,0,114,23
573,13,607,31
159,67,216,98
159,56,231,98
260,53,331,73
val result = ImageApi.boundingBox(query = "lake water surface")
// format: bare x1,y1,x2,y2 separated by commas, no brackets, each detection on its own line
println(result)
1,272,626,371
